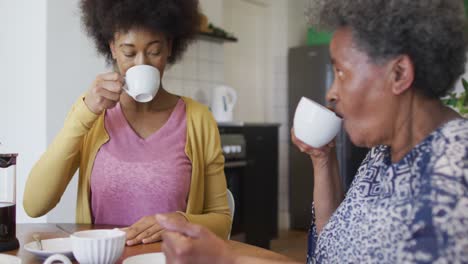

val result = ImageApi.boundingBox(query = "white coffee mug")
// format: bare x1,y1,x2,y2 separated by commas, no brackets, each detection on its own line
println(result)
124,64,160,103
43,254,72,264
293,96,342,148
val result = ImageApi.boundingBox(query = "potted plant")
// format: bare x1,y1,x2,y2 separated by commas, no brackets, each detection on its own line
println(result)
442,78,468,118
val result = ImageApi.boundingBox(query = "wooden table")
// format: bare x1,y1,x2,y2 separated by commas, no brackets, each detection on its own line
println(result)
2,224,291,263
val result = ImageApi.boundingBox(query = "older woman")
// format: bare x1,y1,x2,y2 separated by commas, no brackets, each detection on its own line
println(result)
157,0,468,263
23,0,231,246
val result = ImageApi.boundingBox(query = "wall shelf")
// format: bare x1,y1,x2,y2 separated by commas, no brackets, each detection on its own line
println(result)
198,31,238,43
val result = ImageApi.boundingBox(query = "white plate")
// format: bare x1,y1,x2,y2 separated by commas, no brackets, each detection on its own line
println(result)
123,252,166,264
23,237,74,260
0,254,21,264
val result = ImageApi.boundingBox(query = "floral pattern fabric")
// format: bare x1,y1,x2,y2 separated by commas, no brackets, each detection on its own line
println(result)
307,118,468,263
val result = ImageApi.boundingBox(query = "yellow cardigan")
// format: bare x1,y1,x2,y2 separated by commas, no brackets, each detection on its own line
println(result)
24,96,231,239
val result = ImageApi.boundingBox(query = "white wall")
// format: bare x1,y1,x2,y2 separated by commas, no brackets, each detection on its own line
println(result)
162,0,226,106
45,0,108,223
199,0,224,27
0,0,48,223
288,0,309,47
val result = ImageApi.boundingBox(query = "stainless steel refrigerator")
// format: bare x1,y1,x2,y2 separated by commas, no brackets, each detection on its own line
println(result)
288,45,368,230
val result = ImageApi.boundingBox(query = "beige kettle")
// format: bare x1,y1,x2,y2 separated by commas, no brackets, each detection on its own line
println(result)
211,85,238,122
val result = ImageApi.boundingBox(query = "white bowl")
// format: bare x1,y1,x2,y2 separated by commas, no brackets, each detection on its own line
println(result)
71,229,126,264
293,97,342,148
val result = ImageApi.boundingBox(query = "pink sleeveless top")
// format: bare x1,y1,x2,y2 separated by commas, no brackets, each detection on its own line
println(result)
90,99,192,226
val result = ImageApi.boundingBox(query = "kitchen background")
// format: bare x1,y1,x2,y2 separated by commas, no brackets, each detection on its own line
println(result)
0,0,309,226
1,0,467,258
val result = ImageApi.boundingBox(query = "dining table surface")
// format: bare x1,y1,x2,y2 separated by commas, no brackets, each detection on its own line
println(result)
2,223,292,264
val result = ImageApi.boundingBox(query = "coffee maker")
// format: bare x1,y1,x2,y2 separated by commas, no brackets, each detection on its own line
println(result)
0,148,19,252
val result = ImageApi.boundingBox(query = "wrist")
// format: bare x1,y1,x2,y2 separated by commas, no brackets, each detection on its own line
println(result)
222,249,239,264
311,148,337,169
174,211,189,222
311,157,332,170
83,96,102,115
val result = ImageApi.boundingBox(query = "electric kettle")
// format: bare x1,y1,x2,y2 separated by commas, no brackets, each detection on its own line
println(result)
211,85,237,122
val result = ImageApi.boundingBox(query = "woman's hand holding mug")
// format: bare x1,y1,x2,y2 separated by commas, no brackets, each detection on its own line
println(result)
84,72,124,114
291,128,336,167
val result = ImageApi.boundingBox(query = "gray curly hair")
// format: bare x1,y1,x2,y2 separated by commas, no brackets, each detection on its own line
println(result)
307,0,467,98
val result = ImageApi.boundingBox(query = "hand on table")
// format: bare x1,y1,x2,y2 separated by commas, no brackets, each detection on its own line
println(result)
123,212,187,246
158,215,235,264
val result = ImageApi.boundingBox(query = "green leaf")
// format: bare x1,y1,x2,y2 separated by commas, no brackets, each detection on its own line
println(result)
449,98,458,106
463,78,468,93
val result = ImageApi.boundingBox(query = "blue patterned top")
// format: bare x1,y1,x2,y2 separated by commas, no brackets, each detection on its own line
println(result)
307,118,468,263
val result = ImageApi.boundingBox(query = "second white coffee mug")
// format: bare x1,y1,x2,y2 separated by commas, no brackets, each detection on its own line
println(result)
293,96,342,148
43,254,72,264
124,64,161,103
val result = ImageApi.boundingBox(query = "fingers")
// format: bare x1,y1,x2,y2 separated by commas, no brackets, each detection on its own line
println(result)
125,215,161,246
142,229,165,244
98,80,124,94
98,72,125,83
92,87,120,105
162,231,191,264
127,224,164,246
157,215,204,239
84,72,124,114
291,128,313,153
290,127,337,161
161,225,231,264
291,128,309,151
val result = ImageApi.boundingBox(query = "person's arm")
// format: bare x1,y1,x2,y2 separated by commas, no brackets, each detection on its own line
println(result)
231,256,300,264
180,111,232,238
310,147,344,232
291,129,344,233
23,96,98,217
159,215,299,264
24,72,123,218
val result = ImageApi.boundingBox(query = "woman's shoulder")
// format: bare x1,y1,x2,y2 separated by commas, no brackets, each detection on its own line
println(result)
437,118,468,141
180,96,211,116
180,96,217,129
427,118,467,184
430,118,468,157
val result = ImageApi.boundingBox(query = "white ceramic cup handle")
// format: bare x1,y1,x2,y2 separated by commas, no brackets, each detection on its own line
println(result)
43,254,72,264
225,86,238,111
122,81,132,95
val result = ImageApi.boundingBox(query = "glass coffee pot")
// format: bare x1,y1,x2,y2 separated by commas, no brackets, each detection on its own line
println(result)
0,149,19,252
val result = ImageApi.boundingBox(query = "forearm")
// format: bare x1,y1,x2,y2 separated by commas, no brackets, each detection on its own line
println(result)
312,148,344,232
24,96,98,217
23,132,78,217
182,212,232,239
232,256,300,264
